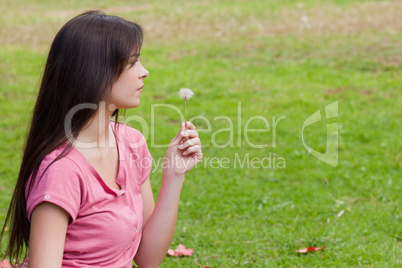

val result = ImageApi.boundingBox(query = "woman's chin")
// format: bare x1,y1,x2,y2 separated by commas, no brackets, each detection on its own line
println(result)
115,100,140,110
129,99,141,109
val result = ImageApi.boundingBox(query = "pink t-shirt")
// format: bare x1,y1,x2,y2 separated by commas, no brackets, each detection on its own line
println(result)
25,122,152,268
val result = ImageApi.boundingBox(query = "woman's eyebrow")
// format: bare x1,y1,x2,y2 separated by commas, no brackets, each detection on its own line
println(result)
130,53,141,58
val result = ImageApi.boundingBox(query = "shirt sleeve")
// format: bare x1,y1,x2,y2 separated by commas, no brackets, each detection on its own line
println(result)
26,157,84,224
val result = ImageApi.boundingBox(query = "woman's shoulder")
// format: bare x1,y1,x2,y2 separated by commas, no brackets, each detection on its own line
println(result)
111,121,147,148
38,144,85,176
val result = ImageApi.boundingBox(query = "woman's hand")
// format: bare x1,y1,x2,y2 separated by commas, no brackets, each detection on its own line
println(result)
164,122,203,176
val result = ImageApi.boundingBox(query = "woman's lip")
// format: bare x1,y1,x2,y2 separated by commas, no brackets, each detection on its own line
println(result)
137,85,144,90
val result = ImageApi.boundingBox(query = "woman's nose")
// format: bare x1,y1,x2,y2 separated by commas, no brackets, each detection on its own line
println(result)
139,63,149,79
142,68,149,79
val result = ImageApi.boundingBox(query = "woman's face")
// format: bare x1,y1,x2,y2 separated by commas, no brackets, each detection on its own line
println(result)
107,55,149,109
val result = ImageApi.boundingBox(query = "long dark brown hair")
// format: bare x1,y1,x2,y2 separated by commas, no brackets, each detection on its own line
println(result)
0,10,143,263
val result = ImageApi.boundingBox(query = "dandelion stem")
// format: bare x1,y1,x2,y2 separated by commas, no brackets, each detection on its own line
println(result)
184,100,187,129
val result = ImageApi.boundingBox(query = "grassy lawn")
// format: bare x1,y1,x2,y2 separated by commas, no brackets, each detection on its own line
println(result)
1,0,401,267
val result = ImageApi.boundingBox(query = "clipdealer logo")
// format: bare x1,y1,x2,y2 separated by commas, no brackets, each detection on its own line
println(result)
63,101,339,169
301,101,339,167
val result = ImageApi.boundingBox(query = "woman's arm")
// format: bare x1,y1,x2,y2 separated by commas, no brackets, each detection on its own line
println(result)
134,172,184,268
134,122,203,268
28,202,69,268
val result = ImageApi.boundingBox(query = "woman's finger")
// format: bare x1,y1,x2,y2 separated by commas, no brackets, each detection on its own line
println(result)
181,130,198,138
178,137,200,150
184,121,196,130
195,151,203,161
183,145,202,155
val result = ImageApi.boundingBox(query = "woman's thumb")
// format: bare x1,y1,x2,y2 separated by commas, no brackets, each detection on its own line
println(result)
172,122,185,143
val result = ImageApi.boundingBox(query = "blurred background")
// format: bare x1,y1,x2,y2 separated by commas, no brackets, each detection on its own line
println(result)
1,0,401,267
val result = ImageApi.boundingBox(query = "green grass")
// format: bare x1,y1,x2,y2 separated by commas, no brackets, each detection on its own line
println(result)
1,0,401,267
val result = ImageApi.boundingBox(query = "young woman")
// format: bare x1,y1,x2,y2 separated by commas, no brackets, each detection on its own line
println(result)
0,10,202,268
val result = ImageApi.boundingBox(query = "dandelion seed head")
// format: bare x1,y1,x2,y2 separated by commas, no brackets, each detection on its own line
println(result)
178,88,194,101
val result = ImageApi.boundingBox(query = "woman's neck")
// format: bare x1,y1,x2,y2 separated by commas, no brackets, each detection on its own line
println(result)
74,102,116,150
